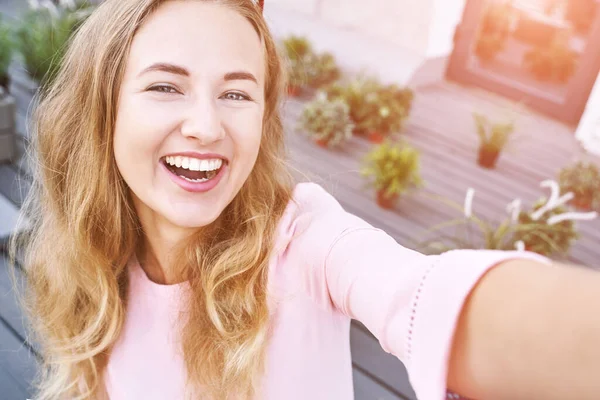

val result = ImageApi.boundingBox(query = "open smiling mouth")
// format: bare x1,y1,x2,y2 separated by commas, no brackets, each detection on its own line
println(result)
161,156,226,183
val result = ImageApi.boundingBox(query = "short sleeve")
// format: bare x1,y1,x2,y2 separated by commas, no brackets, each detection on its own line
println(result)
277,183,552,400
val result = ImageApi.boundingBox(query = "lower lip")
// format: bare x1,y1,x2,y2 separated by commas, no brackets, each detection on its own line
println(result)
161,161,227,193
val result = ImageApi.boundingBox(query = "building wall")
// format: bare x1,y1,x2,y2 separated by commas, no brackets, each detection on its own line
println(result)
266,0,436,56
426,0,467,57
575,71,600,155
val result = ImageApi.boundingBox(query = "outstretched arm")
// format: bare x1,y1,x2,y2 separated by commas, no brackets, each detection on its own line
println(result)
448,258,600,399
281,183,597,399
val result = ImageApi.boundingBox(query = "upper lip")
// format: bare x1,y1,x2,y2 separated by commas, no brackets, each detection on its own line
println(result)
161,151,229,163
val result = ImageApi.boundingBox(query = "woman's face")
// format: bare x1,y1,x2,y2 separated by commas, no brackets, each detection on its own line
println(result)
113,1,265,233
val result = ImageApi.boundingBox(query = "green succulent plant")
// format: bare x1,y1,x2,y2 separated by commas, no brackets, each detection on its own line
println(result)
558,161,600,211
282,36,341,91
473,112,515,152
327,78,413,137
512,198,578,257
299,94,354,147
361,140,423,199
305,52,340,89
415,190,582,258
282,35,312,62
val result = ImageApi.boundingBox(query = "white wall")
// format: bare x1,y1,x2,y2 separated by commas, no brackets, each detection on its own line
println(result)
426,0,467,57
266,0,436,56
575,72,600,155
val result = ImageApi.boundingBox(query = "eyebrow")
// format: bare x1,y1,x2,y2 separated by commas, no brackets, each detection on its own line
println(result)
137,63,258,84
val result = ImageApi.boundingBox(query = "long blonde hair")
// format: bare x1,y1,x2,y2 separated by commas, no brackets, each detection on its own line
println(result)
9,0,293,398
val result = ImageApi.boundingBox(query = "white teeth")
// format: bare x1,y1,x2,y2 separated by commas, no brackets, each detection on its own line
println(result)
179,175,208,183
189,158,201,171
165,156,224,171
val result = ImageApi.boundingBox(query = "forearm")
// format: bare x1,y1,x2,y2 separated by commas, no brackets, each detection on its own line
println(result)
447,259,600,399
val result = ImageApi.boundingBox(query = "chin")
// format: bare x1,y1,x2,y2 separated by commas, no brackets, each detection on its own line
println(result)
166,209,222,230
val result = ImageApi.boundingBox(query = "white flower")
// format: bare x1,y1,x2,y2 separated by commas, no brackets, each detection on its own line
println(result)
515,240,525,252
464,188,475,218
531,180,572,221
506,198,522,224
547,211,598,225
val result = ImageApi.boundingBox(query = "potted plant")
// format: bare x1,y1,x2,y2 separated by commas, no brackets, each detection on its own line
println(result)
282,36,341,97
0,14,15,92
558,161,600,211
326,77,380,135
512,198,579,257
365,84,414,144
327,78,413,143
298,93,354,148
15,0,94,86
415,181,595,258
282,35,313,97
361,140,423,209
473,112,515,169
306,52,340,90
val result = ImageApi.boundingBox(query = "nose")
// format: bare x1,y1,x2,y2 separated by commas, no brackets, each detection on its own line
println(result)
179,97,225,145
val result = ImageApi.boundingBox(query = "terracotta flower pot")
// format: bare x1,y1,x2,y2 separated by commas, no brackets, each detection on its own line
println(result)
353,127,368,137
287,85,301,97
477,147,500,169
376,190,399,209
570,195,593,211
315,138,329,148
368,131,385,144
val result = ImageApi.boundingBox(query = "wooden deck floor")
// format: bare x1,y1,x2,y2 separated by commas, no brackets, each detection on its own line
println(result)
284,82,600,269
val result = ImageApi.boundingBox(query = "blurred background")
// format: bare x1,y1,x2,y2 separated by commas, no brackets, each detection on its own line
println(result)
1,0,600,398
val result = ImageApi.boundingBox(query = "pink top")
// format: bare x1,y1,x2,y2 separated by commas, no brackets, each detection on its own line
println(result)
104,182,550,400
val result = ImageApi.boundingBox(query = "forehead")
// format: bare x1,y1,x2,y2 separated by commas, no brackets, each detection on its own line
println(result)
125,1,264,81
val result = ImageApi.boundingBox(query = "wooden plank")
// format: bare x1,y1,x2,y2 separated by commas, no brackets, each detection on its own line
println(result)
0,164,31,208
0,358,29,400
0,318,37,399
12,128,33,179
353,367,407,400
350,321,417,399
0,194,20,249
0,254,33,346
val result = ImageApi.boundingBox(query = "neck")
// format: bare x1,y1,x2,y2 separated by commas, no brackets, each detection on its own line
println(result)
135,211,196,286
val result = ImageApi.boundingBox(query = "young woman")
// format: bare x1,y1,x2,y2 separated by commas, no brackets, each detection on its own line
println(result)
11,0,600,399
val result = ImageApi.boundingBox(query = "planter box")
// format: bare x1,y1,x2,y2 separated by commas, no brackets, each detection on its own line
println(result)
0,93,16,163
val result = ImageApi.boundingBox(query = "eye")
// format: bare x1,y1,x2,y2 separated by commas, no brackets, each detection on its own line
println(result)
148,85,180,94
222,91,251,101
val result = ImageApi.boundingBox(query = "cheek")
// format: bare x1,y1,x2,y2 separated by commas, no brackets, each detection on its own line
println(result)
232,116,262,165
113,99,169,172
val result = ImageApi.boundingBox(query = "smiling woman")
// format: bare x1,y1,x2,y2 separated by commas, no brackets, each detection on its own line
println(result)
9,1,600,400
